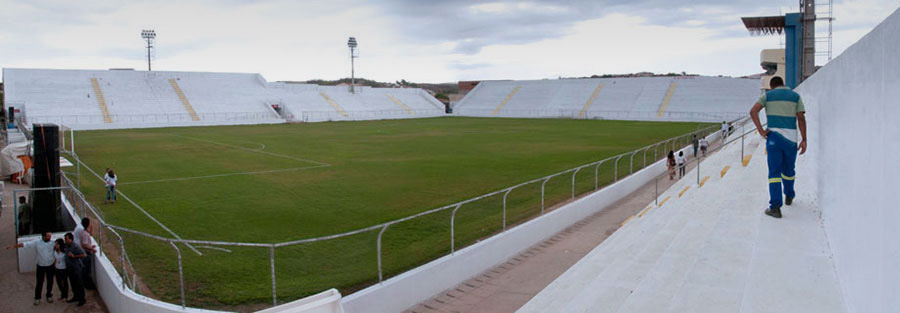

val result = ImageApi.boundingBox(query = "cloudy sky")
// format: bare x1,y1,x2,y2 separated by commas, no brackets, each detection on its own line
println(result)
1,0,897,83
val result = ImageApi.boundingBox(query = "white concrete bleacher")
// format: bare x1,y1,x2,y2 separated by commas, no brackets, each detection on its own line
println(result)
454,76,760,122
2,68,445,130
519,135,845,313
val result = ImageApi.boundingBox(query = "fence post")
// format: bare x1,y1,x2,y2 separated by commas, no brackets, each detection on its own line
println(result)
502,189,512,231
168,241,185,309
450,204,462,254
571,168,580,199
643,146,648,167
377,225,389,282
270,245,277,306
629,150,638,174
655,176,659,205
697,156,701,185
540,178,550,214
593,161,603,190
614,155,624,181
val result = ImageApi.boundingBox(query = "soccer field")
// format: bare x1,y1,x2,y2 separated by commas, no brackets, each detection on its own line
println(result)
69,117,711,308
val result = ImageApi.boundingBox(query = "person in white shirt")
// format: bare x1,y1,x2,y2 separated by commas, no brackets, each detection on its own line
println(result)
104,169,117,204
73,217,97,289
700,137,709,156
721,121,729,142
7,232,56,305
53,238,69,301
675,151,687,178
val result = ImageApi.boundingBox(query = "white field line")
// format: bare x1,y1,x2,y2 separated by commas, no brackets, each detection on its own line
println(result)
120,164,329,185
114,134,332,185
169,133,331,166
79,161,203,256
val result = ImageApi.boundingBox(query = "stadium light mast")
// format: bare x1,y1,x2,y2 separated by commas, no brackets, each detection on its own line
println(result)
347,36,358,94
141,29,156,71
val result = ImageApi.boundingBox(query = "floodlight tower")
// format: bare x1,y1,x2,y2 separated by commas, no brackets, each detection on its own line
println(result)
347,36,359,94
141,29,156,71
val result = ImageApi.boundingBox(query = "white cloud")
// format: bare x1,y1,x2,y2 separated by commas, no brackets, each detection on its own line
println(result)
0,0,896,83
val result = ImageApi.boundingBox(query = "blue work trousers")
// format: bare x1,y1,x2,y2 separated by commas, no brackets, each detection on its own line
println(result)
766,132,797,208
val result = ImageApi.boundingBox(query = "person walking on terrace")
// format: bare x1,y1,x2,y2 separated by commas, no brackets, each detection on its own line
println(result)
750,76,807,219
7,232,56,306
691,135,699,157
675,151,686,178
700,137,709,156
667,150,676,180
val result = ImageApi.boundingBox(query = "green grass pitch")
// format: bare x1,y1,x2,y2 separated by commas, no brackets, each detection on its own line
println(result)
68,116,710,309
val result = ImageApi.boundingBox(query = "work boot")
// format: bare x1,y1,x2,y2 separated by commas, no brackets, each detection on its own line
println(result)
785,196,793,206
765,206,782,218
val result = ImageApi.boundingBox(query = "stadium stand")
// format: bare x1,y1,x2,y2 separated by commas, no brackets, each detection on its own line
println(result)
519,134,845,313
454,76,760,122
2,68,445,129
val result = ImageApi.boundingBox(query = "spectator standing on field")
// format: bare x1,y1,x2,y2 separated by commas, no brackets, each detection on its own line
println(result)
53,238,69,301
7,232,55,306
104,169,117,204
667,150,676,180
73,217,97,289
700,137,709,156
675,151,687,178
750,76,807,219
691,135,699,157
64,232,87,306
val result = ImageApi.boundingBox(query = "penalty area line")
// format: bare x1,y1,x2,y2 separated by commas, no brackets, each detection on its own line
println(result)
79,160,203,256
119,164,330,185
169,133,331,167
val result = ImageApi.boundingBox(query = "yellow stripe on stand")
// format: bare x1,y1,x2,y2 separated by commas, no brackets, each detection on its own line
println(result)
678,186,690,198
638,205,653,218
658,196,672,207
578,83,603,118
721,165,731,177
168,79,200,121
698,176,710,188
319,92,348,117
386,94,414,115
492,86,521,115
742,155,753,167
90,78,113,123
657,81,677,117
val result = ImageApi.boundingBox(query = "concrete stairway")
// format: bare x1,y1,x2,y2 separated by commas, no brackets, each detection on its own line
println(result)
90,78,113,123
519,136,845,313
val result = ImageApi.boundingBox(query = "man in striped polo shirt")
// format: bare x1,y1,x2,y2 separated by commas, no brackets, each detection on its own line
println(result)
749,76,807,218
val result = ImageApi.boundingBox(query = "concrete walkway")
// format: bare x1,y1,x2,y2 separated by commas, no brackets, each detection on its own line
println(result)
0,182,108,313
518,137,845,312
404,138,729,313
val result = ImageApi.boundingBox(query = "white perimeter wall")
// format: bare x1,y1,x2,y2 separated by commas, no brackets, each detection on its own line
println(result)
795,7,900,313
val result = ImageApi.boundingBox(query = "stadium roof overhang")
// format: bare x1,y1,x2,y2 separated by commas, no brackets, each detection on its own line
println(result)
741,16,786,36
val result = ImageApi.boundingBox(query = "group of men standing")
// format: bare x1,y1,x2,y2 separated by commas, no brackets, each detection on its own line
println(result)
8,217,97,307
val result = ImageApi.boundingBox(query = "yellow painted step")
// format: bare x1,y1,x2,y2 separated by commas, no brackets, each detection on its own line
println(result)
678,186,690,198
386,94,414,115
658,196,672,207
657,81,677,117
578,83,603,118
90,78,113,123
319,92,348,117
698,176,711,188
493,86,521,115
721,165,731,177
168,79,200,121
742,155,753,167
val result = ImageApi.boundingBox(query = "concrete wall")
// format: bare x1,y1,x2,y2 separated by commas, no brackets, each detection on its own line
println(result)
794,7,900,313
16,195,225,313
341,141,702,313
